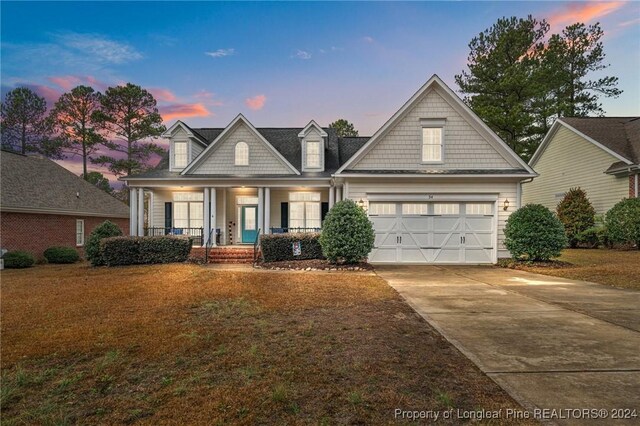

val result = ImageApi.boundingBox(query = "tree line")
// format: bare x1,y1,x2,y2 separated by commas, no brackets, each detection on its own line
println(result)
1,83,166,194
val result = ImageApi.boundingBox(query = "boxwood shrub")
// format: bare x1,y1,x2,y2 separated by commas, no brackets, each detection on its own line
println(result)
86,220,124,266
260,233,323,262
320,199,374,264
100,236,193,266
605,198,640,248
504,204,567,261
43,246,80,264
3,251,36,268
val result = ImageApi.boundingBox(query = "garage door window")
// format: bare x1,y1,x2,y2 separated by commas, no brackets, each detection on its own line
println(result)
434,203,459,215
369,203,396,216
402,203,428,215
466,203,493,215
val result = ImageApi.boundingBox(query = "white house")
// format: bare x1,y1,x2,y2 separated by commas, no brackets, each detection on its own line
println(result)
122,75,536,264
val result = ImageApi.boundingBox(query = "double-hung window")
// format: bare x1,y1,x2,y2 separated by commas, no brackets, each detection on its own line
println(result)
173,192,204,231
289,192,321,230
422,127,443,162
76,219,85,246
174,142,188,168
306,140,321,168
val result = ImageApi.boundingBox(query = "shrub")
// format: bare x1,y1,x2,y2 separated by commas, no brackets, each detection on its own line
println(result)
260,233,323,262
605,198,640,248
3,251,36,268
504,204,567,261
556,188,596,248
100,236,192,266
319,199,375,264
575,227,601,249
86,220,123,266
43,246,80,264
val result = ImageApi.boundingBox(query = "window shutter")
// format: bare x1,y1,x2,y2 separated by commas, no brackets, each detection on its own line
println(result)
321,202,329,222
280,202,288,228
164,202,172,234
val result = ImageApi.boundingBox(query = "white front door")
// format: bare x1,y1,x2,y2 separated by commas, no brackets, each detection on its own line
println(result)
368,201,495,264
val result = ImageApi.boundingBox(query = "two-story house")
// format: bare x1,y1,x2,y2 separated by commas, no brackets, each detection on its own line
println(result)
122,75,536,264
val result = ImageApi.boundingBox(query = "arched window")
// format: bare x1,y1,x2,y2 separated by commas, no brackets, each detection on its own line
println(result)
235,142,249,166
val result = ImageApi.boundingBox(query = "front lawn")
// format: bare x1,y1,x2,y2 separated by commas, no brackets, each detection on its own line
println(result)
0,264,523,424
502,249,640,290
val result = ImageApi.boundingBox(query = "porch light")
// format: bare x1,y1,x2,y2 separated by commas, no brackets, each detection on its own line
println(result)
357,198,367,212
503,198,510,211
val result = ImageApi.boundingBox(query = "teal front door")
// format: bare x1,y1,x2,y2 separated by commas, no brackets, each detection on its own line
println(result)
241,205,258,243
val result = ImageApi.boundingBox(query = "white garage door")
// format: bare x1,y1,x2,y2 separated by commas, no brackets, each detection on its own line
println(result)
368,201,495,264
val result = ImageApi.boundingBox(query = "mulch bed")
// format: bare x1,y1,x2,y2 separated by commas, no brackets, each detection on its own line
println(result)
255,258,374,271
497,258,574,270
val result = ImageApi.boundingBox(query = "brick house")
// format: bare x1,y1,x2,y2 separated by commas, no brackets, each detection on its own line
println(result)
1,150,129,260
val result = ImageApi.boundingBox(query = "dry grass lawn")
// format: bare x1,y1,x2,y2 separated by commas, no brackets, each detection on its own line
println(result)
1,263,526,425
509,249,640,290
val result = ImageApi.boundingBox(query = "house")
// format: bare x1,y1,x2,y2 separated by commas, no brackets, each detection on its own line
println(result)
522,117,639,215
122,75,536,264
0,150,129,259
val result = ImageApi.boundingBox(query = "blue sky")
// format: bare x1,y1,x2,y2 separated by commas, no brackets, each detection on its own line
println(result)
1,1,639,178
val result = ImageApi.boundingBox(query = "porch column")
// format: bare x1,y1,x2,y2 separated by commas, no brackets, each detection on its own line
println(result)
264,187,271,234
137,188,144,237
203,188,211,245
336,185,342,202
329,186,335,209
257,187,264,234
222,188,227,245
210,188,217,246
148,191,154,228
129,187,137,236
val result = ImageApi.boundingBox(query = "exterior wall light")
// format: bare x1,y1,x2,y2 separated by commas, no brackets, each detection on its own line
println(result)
503,198,510,211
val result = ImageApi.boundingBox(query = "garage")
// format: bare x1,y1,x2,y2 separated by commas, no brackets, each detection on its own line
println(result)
368,200,496,264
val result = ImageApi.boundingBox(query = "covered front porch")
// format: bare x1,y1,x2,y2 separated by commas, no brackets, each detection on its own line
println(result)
128,183,346,247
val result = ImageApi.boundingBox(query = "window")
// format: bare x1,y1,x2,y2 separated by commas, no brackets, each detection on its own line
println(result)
422,127,443,162
173,192,204,201
289,192,321,230
76,219,85,246
466,203,493,215
237,196,259,205
235,142,249,166
173,192,203,230
402,203,428,215
306,140,321,168
174,142,187,168
434,203,459,215
369,203,396,216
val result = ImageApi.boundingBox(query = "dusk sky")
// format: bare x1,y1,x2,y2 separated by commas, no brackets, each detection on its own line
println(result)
2,1,639,183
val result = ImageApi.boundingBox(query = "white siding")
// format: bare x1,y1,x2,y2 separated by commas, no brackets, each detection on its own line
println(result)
190,122,293,175
191,141,204,162
522,126,629,215
345,178,518,259
352,88,513,171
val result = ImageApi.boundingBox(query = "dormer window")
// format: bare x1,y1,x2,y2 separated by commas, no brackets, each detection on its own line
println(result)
235,141,249,166
174,141,188,168
306,139,321,168
421,119,445,163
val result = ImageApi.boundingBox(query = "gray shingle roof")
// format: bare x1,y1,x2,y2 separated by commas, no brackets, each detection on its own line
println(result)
561,117,640,164
1,150,129,217
341,169,531,175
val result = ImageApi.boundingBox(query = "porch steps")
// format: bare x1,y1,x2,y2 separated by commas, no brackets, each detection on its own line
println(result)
192,247,257,264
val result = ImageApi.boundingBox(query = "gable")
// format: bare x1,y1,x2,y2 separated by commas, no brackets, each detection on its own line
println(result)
187,120,296,175
350,88,514,171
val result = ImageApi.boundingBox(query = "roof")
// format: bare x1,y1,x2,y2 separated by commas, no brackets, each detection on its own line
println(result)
127,125,370,179
560,117,640,164
340,169,532,175
1,150,130,217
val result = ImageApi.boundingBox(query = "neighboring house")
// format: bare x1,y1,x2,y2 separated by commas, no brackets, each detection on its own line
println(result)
522,117,639,215
122,75,536,264
0,151,129,259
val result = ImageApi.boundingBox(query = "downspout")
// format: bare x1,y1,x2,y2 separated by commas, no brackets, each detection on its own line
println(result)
517,178,534,209
635,172,638,198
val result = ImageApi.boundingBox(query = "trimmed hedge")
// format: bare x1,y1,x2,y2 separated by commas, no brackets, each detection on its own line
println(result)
100,236,193,266
504,204,567,261
320,199,375,264
556,187,596,248
260,233,323,262
605,198,640,248
86,220,124,266
3,251,36,268
44,246,80,264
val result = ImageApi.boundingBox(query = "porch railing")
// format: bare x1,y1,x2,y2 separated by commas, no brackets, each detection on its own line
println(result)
269,227,321,234
145,227,204,246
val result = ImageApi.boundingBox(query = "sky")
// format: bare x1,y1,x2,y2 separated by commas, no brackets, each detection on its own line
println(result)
2,1,639,183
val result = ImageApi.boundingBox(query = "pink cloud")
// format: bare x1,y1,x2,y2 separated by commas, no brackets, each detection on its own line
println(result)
193,90,224,106
48,75,111,91
160,103,211,121
149,87,177,102
548,1,627,30
22,84,62,107
245,94,266,110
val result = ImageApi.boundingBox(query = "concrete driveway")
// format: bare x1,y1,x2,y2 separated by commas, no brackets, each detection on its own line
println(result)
376,265,640,424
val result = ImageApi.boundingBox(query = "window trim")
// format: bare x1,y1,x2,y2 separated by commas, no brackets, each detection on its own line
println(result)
76,219,85,247
288,192,321,229
305,139,321,169
173,141,188,169
421,126,444,164
234,141,249,166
